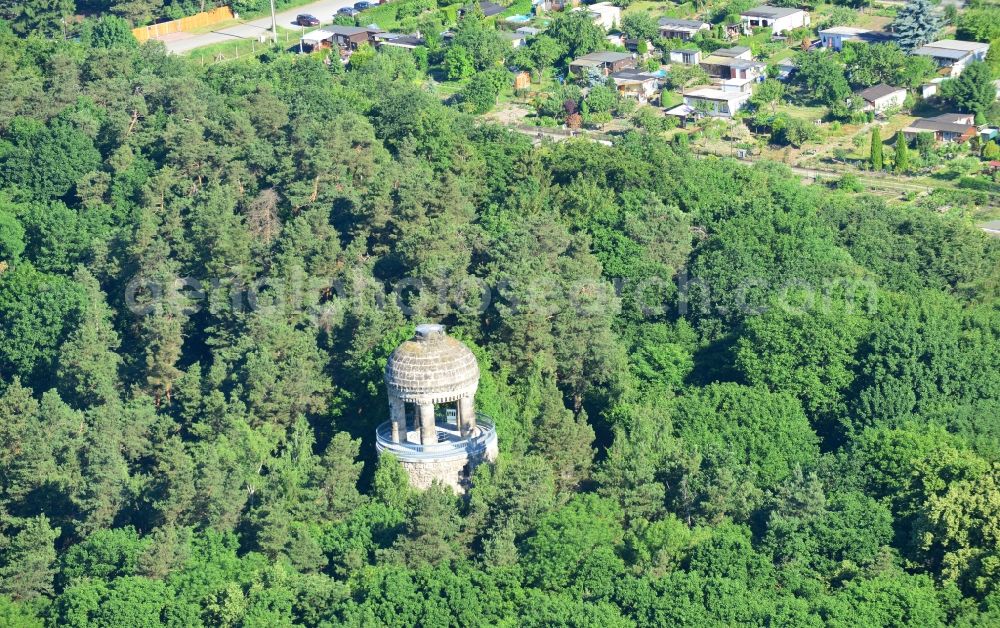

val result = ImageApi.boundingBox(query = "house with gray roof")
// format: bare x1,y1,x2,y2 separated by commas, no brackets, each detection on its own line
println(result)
700,46,764,80
658,17,710,40
740,5,809,35
911,39,990,77
902,113,978,143
568,51,635,76
610,70,661,103
818,26,892,51
855,84,906,113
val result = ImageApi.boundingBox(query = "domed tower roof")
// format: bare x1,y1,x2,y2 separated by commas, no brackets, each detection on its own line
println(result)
384,324,480,403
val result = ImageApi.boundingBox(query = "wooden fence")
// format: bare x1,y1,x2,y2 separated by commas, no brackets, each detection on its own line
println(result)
132,6,235,43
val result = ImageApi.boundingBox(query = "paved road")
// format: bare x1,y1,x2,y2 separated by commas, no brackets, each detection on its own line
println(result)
159,0,359,54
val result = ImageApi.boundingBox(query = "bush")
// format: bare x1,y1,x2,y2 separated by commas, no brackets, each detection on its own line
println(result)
459,68,509,114
836,173,864,192
615,97,637,118
770,114,820,147
81,16,137,49
821,7,860,28
583,111,613,127
945,156,983,179
957,9,1000,42
982,140,1000,160
231,0,267,15
583,85,617,115
956,176,994,190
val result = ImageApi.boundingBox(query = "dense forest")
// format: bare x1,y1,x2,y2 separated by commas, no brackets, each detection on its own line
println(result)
1,16,1000,627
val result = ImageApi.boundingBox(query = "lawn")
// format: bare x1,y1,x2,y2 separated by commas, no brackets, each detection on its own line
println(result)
432,78,467,99
660,90,683,108
498,0,534,19
181,25,300,60
623,1,698,20
854,13,894,31
775,102,826,122
531,67,562,92
768,47,796,62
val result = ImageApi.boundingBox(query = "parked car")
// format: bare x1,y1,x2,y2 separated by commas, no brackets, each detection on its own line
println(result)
294,14,320,26
354,1,372,9
337,6,360,16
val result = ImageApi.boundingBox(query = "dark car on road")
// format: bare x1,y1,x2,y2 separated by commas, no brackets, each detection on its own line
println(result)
337,6,361,16
295,14,320,26
354,1,372,9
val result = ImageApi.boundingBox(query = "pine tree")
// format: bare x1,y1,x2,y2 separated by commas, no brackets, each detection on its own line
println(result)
372,453,411,512
250,419,326,569
0,516,59,600
74,407,131,537
56,269,122,408
5,0,75,37
318,433,365,520
392,484,461,567
870,127,884,170
530,372,596,494
0,383,84,529
127,203,185,407
145,435,196,528
893,131,910,173
891,0,943,51
940,62,996,117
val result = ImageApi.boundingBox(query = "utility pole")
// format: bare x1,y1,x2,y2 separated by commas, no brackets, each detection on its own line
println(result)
269,0,278,44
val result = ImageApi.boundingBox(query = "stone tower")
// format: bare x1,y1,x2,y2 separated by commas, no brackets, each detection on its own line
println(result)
375,324,498,493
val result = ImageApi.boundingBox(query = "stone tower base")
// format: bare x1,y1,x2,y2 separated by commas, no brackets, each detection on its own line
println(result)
395,440,499,494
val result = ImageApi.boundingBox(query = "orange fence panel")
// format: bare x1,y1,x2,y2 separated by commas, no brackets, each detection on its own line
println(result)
132,6,235,43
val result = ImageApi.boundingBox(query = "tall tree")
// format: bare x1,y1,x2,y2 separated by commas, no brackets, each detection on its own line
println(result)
735,297,869,439
81,16,138,49
0,516,59,601
317,432,365,520
0,204,25,261
391,484,461,567
110,0,164,27
522,494,625,594
528,369,596,493
620,13,659,41
595,400,677,522
451,11,509,71
870,126,884,170
940,62,996,118
893,131,910,173
57,269,122,408
0,0,74,37
126,179,189,407
0,262,85,387
891,0,943,51
843,42,908,88
545,10,607,61
795,50,851,111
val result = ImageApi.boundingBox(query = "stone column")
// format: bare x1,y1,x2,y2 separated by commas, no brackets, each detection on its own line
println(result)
389,396,405,443
419,402,436,445
459,394,476,437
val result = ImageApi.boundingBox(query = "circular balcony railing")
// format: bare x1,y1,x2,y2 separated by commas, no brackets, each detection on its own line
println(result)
375,414,497,462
